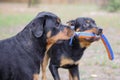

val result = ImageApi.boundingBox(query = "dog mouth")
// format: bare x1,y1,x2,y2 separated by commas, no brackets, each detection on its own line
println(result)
77,30,102,48
78,27,103,42
84,34,100,42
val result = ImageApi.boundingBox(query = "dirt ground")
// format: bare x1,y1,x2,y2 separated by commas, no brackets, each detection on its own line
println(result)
0,3,120,80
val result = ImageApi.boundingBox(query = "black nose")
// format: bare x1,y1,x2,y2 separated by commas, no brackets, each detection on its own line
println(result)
98,28,103,35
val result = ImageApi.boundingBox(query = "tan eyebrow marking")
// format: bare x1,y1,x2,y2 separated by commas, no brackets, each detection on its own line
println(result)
86,20,90,23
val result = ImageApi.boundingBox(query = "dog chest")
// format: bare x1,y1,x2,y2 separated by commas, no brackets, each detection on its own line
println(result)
60,56,80,67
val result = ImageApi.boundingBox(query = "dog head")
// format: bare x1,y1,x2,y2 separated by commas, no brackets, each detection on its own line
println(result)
27,12,74,51
28,12,74,41
67,17,102,48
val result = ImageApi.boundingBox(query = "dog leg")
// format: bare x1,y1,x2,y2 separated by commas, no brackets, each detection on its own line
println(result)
41,35,57,80
49,64,60,80
69,70,73,80
41,37,55,80
33,73,39,80
68,65,80,80
42,53,49,80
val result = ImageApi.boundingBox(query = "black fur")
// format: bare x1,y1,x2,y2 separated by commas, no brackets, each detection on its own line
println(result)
47,17,102,80
0,11,68,80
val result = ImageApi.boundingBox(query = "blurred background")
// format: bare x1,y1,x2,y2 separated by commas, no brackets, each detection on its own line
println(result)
0,0,120,80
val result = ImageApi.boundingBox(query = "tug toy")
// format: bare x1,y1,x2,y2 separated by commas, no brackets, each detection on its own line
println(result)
69,32,97,46
100,34,114,60
75,32,97,38
69,32,114,60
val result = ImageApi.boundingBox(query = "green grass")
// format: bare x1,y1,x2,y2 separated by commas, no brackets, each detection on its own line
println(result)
0,4,119,40
0,4,99,27
110,63,120,69
0,13,35,39
0,4,120,80
0,14,34,27
1,13,119,28
0,4,119,28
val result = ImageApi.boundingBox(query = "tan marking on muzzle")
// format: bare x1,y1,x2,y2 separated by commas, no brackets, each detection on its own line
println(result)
46,27,74,52
79,39,91,48
65,27,75,37
86,20,90,23
80,41,91,48
78,28,99,48
84,28,98,34
46,31,52,38
76,28,80,32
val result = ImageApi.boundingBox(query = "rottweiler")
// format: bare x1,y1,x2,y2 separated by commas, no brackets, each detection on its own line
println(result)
0,12,74,80
42,17,103,80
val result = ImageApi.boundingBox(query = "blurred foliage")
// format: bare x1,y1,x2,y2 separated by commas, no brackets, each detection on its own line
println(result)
28,0,40,7
106,0,120,12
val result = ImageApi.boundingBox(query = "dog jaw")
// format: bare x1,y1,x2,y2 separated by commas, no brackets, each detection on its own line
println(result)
46,27,74,52
79,41,91,48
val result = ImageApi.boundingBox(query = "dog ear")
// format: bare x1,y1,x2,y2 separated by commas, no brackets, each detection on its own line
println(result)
36,11,58,19
67,20,76,26
32,18,44,38
66,20,76,30
32,12,59,38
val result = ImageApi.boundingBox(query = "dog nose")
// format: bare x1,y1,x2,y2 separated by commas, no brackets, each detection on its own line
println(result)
98,28,103,35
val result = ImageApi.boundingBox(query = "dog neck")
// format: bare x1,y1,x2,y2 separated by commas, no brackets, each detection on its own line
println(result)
16,27,47,54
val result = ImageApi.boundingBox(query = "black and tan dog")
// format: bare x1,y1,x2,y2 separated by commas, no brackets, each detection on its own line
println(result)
42,17,102,80
0,12,74,80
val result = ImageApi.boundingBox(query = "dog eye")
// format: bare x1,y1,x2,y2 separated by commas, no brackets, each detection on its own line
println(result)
83,23,89,28
57,18,61,23
93,21,96,24
56,22,60,27
86,20,90,23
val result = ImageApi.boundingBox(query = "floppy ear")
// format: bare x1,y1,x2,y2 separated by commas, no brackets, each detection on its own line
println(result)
32,12,58,37
66,20,76,30
32,18,44,38
67,20,76,26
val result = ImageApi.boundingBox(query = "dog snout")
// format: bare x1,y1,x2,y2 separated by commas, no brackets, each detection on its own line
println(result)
96,28,103,35
98,28,103,35
59,25,74,37
66,26,75,37
93,26,102,35
92,27,103,35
